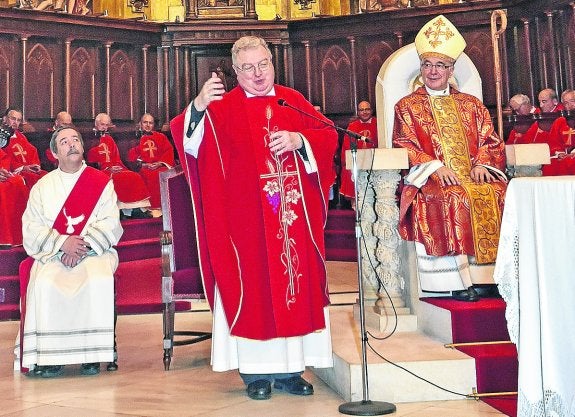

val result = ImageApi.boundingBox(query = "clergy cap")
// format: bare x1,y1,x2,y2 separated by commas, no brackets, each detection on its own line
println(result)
415,15,466,62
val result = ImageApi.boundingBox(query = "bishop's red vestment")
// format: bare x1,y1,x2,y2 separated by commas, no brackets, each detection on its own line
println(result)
127,131,175,208
339,117,378,199
6,131,47,188
393,87,507,264
171,85,338,341
87,134,150,205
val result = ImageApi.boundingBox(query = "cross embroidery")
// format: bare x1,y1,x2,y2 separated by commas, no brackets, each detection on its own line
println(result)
562,127,575,147
424,17,455,48
12,143,28,162
142,139,157,158
98,143,111,163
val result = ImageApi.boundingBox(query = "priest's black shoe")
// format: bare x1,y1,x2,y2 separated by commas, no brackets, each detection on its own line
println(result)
452,286,480,302
273,376,314,396
246,379,272,400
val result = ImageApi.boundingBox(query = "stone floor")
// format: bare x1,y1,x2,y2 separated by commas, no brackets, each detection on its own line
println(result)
0,261,506,417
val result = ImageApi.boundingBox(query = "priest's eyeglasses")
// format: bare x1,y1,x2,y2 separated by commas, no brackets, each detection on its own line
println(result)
234,58,272,74
421,62,452,71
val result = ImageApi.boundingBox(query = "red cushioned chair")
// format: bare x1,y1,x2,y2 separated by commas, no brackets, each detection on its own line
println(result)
159,166,211,371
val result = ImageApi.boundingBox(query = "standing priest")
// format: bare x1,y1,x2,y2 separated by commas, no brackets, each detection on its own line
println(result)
171,35,337,400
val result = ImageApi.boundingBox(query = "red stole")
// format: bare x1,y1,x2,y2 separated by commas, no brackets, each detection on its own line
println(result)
19,166,109,372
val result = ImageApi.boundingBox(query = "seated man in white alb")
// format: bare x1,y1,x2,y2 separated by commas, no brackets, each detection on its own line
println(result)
16,126,123,377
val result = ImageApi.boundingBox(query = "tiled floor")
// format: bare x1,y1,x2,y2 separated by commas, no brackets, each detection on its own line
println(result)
0,261,506,416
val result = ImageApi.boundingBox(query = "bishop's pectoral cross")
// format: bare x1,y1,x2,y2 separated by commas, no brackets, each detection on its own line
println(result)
99,143,111,163
12,143,28,162
142,139,157,158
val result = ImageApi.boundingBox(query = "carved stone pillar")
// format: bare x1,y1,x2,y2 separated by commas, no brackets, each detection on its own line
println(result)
348,148,410,328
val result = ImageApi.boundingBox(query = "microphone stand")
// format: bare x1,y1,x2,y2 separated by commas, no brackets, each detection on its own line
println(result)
276,99,395,415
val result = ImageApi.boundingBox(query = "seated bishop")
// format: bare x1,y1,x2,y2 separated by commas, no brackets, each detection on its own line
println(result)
392,15,508,302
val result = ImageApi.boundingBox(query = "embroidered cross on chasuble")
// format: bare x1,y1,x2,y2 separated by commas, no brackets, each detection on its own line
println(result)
429,95,501,263
249,99,310,310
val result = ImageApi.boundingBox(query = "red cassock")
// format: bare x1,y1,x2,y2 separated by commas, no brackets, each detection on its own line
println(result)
86,134,150,204
393,87,507,264
339,117,378,198
127,131,175,208
171,85,338,340
508,120,575,176
6,131,47,188
0,148,29,245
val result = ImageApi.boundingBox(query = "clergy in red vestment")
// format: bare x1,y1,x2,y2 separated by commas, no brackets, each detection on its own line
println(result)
87,113,152,219
538,88,565,113
542,88,575,175
339,100,378,203
3,109,47,188
0,147,29,247
127,113,175,209
45,111,74,168
393,15,508,302
171,36,337,401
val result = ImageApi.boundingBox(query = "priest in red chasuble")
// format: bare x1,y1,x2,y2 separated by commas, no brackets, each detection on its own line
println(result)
127,113,175,210
171,36,337,400
393,15,508,302
339,100,378,204
0,147,29,247
87,113,152,219
3,109,47,188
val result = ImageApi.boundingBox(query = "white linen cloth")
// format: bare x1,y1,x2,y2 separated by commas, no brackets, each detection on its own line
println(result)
15,163,123,370
494,176,575,416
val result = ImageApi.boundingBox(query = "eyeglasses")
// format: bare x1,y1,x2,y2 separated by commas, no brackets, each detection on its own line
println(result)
234,58,272,74
421,62,452,71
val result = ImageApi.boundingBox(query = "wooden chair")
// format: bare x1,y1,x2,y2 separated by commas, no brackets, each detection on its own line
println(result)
159,166,211,371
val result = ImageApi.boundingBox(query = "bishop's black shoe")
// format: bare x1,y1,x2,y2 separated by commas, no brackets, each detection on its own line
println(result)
452,286,480,302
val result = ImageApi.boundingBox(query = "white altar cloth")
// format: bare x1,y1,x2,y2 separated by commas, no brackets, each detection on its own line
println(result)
494,176,575,417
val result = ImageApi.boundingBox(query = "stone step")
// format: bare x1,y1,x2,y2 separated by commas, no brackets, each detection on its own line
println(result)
314,306,477,403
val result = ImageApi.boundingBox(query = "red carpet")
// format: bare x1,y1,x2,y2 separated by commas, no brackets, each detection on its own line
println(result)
422,297,518,416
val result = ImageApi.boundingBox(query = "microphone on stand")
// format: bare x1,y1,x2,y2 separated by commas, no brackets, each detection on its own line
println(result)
277,98,371,144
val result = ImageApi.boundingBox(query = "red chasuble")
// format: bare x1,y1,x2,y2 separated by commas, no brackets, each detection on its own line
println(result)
127,131,175,208
393,87,507,264
340,117,378,198
6,131,47,188
171,85,337,341
0,149,29,245
87,134,150,204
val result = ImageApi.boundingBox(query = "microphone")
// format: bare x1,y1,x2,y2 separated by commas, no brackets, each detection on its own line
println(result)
277,98,372,143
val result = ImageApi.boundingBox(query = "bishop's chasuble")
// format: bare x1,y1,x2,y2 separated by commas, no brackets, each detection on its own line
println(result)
393,87,507,265
171,85,337,343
